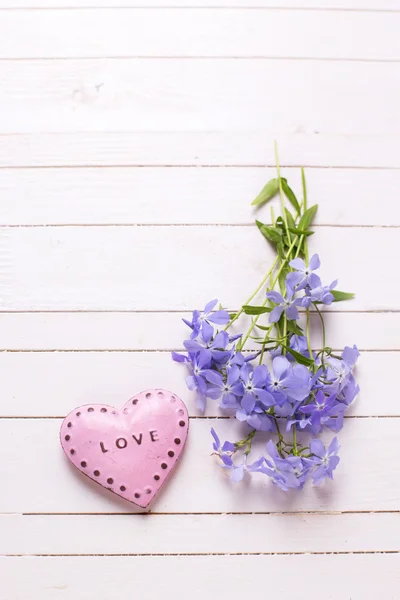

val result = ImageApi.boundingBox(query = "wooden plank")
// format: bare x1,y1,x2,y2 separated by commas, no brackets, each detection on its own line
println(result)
0,59,399,135
0,312,394,351
0,9,398,60
1,167,399,227
1,226,399,310
0,418,398,513
1,554,399,600
0,133,399,168
0,349,391,418
0,1,398,9
2,513,399,555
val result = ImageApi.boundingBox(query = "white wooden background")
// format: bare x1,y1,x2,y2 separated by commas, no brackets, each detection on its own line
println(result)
1,1,400,598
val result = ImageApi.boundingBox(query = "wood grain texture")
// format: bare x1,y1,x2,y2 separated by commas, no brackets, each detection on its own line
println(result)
1,555,399,600
0,312,395,350
1,226,398,310
1,1,398,8
0,0,399,592
1,167,399,226
0,349,392,417
1,418,398,514
0,9,399,60
0,132,399,167
0,59,399,134
2,513,399,555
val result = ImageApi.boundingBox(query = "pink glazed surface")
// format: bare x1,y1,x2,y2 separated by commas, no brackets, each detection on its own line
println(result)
59,389,189,508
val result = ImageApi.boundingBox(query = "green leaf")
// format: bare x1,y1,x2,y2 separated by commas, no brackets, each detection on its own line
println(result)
255,324,272,331
278,267,289,294
229,312,237,319
284,208,296,231
331,290,355,302
288,227,314,237
242,305,272,315
255,220,282,244
285,347,314,366
298,204,318,230
281,178,301,214
277,241,286,258
251,178,279,206
287,321,304,336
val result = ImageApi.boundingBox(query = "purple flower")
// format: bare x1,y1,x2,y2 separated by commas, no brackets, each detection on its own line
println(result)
206,365,244,407
290,335,309,354
324,356,352,393
210,428,235,467
184,326,230,363
183,298,230,336
308,437,340,485
224,348,245,369
342,345,360,368
267,356,311,404
267,289,302,323
338,374,360,406
299,390,345,434
185,350,218,411
302,279,338,308
287,254,321,291
238,364,275,412
257,441,310,490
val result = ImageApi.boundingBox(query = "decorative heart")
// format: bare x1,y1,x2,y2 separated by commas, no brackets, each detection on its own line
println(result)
60,389,189,508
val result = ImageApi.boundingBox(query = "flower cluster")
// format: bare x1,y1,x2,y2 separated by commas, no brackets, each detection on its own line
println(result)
173,162,359,492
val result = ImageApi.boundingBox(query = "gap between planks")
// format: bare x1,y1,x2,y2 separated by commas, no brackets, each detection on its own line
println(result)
1,223,399,229
1,309,398,314
0,7,399,14
1,348,398,352
3,551,399,557
17,509,400,515
1,415,398,419
0,162,399,168
1,57,400,64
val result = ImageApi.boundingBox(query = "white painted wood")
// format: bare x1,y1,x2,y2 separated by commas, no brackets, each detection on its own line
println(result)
2,513,399,555
1,226,398,310
1,167,399,226
0,133,398,168
1,1,398,8
1,418,398,513
0,349,390,417
0,60,399,135
0,0,398,587
0,9,399,60
0,312,394,351
1,555,400,600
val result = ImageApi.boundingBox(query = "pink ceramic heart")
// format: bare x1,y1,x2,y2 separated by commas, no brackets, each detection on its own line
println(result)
60,389,189,508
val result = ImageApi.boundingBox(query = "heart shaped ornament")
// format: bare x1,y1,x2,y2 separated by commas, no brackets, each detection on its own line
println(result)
60,390,189,508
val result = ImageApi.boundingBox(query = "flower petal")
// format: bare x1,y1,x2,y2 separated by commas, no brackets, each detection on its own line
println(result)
309,254,320,271
267,290,284,304
204,299,218,314
289,257,306,271
269,305,284,323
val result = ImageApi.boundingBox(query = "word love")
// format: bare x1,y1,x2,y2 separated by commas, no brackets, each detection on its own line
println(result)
60,389,189,508
100,429,159,453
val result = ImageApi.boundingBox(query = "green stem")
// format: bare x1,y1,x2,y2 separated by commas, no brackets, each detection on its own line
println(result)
306,309,313,358
282,314,287,355
272,416,285,456
235,429,256,455
238,236,298,350
313,302,326,350
292,426,298,456
225,255,279,331
258,324,274,364
274,141,291,245
301,167,309,263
